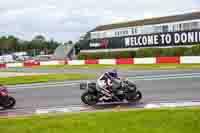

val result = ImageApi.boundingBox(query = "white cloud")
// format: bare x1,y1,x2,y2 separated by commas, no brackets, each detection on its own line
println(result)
0,0,199,42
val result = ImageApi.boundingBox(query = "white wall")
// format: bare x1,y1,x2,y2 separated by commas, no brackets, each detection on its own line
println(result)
180,56,200,64
134,57,156,64
99,59,116,64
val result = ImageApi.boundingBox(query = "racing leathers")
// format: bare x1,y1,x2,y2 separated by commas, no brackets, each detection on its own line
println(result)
96,72,121,99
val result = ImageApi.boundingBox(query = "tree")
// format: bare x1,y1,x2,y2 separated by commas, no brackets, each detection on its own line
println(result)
0,36,19,54
33,35,46,42
68,40,73,44
30,35,47,53
0,36,8,51
0,34,61,55
7,36,18,52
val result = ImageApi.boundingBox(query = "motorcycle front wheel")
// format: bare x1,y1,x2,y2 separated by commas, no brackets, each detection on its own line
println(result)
81,92,98,106
2,96,16,109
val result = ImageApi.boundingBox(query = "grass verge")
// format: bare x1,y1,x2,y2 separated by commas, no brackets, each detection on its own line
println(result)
0,73,96,85
37,64,200,70
0,108,200,133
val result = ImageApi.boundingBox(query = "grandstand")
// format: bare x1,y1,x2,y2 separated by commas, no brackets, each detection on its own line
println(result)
81,11,200,53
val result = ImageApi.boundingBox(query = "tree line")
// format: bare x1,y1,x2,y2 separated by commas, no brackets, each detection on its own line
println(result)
0,35,62,56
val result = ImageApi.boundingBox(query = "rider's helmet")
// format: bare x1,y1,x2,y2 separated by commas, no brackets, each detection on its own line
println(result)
108,69,118,78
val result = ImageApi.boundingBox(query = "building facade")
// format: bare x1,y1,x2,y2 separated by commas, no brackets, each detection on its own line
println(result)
81,12,200,52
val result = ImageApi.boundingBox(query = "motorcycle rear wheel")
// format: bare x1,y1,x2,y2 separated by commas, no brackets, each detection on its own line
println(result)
2,96,16,109
126,91,142,103
81,92,98,106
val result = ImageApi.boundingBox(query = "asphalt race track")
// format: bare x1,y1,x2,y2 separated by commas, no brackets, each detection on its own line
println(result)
1,68,200,115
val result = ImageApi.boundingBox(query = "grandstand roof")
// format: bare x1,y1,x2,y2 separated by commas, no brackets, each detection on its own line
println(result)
92,11,200,32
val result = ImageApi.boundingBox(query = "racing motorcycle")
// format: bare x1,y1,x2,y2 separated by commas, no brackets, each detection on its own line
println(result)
0,85,16,109
80,77,142,105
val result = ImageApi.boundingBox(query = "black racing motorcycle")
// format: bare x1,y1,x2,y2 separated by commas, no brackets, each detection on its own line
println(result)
80,78,142,105
0,86,16,109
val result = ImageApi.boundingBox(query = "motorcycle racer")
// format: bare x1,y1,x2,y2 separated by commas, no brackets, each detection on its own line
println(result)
96,69,121,99
80,69,142,105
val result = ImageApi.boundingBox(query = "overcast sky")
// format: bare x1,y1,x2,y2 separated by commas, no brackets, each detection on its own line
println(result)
0,0,200,42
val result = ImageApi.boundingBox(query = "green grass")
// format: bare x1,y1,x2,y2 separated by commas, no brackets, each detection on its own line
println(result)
0,73,96,85
37,64,200,70
0,108,200,133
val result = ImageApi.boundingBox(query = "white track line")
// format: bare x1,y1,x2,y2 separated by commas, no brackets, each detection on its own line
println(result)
9,83,79,90
34,100,200,115
35,106,90,114
145,101,200,108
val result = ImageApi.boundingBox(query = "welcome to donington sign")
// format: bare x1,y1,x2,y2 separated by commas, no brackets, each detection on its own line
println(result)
87,30,200,49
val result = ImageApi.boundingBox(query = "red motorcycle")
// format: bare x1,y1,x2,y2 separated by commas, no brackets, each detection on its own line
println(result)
0,85,16,109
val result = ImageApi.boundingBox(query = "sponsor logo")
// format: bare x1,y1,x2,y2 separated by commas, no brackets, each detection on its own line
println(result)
90,39,109,48
100,39,109,48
